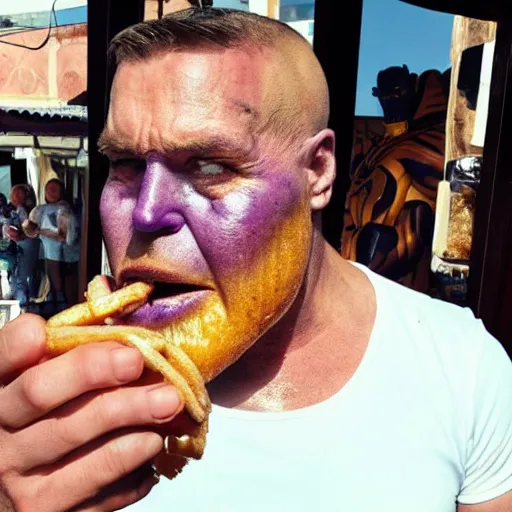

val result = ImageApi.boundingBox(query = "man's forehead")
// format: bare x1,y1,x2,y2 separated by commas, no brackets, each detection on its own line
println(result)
112,47,270,93
106,48,278,155
111,49,269,117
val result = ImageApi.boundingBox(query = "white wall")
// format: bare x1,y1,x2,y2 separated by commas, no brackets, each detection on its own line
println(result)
247,0,267,15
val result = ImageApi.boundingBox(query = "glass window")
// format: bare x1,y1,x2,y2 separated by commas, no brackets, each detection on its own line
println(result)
279,1,315,23
144,1,316,45
345,0,497,307
212,0,315,45
0,1,87,314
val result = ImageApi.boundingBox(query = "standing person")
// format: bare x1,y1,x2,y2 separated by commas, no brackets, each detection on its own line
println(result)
21,183,43,301
0,8,511,512
23,179,74,310
3,184,40,308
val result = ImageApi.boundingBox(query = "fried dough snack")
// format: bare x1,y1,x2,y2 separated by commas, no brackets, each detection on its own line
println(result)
45,275,212,479
444,185,475,261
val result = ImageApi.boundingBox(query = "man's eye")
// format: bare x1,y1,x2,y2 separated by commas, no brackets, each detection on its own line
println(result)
109,158,146,183
197,161,226,175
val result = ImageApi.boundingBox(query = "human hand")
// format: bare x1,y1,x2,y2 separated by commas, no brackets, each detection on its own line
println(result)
5,226,22,242
0,314,183,512
21,220,39,238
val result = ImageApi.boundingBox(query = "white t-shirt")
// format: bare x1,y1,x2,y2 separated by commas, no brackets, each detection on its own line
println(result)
30,202,80,262
30,204,63,261
126,265,512,512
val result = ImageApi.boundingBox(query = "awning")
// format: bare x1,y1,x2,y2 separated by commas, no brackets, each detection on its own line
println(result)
0,105,87,136
1,105,87,122
0,134,88,162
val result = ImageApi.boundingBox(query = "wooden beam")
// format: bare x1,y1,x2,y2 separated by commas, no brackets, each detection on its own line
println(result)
399,0,512,22
267,0,279,19
87,0,145,284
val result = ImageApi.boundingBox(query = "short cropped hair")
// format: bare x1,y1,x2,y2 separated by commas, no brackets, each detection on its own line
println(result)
109,7,307,66
108,8,329,149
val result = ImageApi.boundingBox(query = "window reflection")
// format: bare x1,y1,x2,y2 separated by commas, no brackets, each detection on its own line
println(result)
346,0,496,307
144,1,315,46
0,1,87,322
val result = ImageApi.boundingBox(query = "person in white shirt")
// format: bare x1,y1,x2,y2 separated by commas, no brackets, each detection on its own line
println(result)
0,8,510,512
24,179,80,308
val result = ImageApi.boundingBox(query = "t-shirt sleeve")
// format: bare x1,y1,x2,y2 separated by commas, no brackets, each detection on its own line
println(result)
457,323,512,504
28,205,42,225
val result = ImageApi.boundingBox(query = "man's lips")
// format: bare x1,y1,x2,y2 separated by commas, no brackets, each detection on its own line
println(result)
117,268,214,326
123,288,211,327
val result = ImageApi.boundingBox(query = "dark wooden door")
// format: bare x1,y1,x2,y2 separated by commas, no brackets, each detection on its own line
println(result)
468,20,512,355
86,0,145,283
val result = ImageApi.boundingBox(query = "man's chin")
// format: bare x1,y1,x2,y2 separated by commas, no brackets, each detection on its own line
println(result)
118,293,294,384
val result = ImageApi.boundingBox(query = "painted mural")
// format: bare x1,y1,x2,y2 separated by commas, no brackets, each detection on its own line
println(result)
0,23,86,103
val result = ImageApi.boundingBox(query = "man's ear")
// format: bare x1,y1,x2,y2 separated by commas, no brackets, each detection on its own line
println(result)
305,129,336,211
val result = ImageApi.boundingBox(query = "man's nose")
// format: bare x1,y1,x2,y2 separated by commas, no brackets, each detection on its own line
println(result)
132,158,186,233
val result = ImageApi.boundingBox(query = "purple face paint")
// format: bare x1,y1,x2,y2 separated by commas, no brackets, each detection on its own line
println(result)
100,50,313,382
127,291,211,327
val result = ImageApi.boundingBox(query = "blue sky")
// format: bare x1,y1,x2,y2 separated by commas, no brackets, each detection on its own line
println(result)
356,0,454,116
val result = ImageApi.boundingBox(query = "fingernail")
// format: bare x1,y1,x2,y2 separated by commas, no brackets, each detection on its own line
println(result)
145,433,164,457
147,385,181,421
111,347,143,382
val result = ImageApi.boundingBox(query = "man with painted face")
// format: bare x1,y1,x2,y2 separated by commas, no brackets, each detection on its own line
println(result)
0,8,512,512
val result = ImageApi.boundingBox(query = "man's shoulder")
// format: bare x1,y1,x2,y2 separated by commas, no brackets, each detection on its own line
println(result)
364,267,511,410
365,265,471,318
364,265,489,356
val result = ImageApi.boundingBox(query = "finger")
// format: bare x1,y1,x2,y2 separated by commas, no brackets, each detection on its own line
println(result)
23,431,164,512
11,383,182,470
0,314,46,381
69,464,159,512
0,343,144,429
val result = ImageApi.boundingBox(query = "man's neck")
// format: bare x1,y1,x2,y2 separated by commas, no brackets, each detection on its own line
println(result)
207,237,376,412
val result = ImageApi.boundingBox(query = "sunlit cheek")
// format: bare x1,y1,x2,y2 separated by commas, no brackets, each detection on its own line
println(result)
200,194,312,380
164,199,312,382
182,182,210,213
219,184,311,313
210,178,307,268
218,190,253,216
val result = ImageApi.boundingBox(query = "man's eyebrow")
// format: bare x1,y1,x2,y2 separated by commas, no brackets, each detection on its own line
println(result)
97,131,135,156
98,130,255,159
